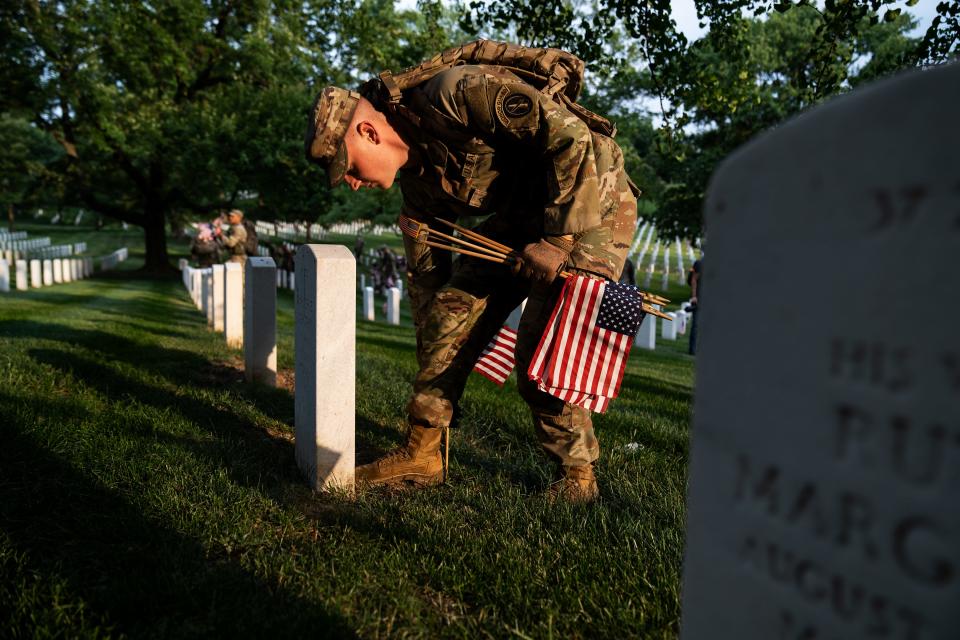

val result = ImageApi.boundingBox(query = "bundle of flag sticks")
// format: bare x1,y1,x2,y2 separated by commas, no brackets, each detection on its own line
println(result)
398,214,673,320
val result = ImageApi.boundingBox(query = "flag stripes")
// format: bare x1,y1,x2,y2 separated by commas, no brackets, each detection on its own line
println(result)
528,275,641,413
473,326,517,386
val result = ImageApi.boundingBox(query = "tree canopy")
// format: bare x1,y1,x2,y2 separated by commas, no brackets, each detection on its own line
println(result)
1,0,956,268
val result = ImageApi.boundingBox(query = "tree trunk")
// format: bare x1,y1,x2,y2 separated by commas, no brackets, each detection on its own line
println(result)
142,203,173,274
7,203,14,232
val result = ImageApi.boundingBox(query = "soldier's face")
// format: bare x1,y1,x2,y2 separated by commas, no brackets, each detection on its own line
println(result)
342,122,399,191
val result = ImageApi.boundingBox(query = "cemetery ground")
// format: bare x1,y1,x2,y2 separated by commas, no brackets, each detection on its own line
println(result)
1,226,694,639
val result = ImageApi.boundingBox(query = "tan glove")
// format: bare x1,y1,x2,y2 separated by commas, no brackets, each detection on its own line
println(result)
515,238,571,285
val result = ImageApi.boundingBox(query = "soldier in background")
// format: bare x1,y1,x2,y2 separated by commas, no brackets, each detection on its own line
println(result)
217,209,248,264
305,60,638,502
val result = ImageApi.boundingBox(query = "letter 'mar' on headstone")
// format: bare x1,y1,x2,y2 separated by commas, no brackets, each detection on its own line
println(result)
223,262,243,349
681,65,960,639
294,245,355,490
244,257,277,386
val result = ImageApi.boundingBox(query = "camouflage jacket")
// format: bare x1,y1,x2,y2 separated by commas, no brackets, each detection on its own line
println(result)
394,64,615,241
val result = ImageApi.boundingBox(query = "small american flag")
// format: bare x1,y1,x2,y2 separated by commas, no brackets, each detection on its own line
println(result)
473,325,517,386
527,276,645,413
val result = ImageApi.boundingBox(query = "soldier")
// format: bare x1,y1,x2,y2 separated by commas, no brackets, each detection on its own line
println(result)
218,209,248,264
304,58,638,502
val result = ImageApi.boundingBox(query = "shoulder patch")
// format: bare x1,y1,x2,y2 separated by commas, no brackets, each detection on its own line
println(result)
503,93,532,117
494,84,539,131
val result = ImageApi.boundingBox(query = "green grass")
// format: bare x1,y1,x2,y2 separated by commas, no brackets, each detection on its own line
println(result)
0,230,696,639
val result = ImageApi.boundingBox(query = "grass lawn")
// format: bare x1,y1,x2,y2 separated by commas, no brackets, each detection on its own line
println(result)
1,226,695,639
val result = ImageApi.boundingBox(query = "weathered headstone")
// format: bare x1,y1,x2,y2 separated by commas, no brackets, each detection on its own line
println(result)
294,245,355,491
224,262,243,349
212,264,225,332
30,260,42,288
244,257,277,386
681,65,960,640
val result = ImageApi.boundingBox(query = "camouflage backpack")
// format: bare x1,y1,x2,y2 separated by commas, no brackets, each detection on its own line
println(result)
359,39,616,137
242,219,259,256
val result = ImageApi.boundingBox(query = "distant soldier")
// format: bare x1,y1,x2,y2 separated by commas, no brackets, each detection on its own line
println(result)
305,42,638,502
218,209,248,264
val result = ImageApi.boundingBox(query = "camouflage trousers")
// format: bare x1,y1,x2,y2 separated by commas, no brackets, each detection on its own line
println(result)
402,137,637,467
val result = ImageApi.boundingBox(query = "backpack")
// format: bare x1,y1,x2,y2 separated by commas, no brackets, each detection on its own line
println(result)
359,39,616,137
243,219,259,256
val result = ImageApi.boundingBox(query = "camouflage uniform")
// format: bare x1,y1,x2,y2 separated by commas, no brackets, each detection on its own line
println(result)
393,65,638,467
221,223,248,264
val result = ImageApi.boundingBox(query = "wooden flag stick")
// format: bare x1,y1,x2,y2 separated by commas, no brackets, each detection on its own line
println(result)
425,228,510,261
642,305,673,321
433,218,515,255
422,240,514,265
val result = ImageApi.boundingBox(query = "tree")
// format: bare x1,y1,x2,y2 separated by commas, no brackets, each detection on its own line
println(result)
5,1,340,272
460,0,958,238
0,114,62,231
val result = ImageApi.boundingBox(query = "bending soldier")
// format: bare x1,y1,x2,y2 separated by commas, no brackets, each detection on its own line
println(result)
305,51,638,502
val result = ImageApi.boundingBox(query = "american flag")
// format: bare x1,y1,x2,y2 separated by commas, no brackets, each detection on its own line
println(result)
473,325,517,386
527,275,645,413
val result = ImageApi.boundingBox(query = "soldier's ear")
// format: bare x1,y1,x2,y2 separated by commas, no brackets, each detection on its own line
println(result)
356,121,380,144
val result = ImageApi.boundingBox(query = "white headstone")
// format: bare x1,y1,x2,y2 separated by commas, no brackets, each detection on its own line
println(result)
15,260,28,290
244,257,277,386
42,260,53,286
661,312,677,340
359,273,365,291
506,299,528,331
386,287,401,325
30,260,42,288
635,305,657,350
0,258,8,292
681,65,960,640
178,258,188,270
363,286,375,321
224,262,244,349
53,259,63,283
202,269,213,325
294,244,355,491
212,264,225,332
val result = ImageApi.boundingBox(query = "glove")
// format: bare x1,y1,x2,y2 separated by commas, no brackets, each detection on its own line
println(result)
515,238,571,285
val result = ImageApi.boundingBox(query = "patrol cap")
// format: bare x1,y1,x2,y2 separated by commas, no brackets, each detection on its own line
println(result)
304,87,361,187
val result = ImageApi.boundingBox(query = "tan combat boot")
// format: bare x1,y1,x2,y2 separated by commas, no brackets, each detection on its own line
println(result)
355,425,445,487
546,464,599,504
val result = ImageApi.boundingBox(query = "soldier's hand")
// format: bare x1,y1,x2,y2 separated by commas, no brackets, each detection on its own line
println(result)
516,238,570,285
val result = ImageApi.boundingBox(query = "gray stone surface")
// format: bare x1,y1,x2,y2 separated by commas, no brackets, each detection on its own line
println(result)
244,257,276,386
294,244,355,491
681,64,960,640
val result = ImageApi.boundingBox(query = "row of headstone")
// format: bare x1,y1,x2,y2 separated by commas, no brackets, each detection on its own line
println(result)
181,258,274,384
99,248,128,271
0,256,95,293
1,236,51,252
255,219,402,244
277,269,295,291
359,278,404,325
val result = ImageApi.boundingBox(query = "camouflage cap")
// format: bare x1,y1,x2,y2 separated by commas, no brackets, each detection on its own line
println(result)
304,87,361,187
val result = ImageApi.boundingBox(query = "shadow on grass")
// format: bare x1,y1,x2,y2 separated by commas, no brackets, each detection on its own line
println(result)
0,400,357,638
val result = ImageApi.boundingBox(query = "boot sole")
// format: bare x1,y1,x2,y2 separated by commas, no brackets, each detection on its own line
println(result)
356,471,444,488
